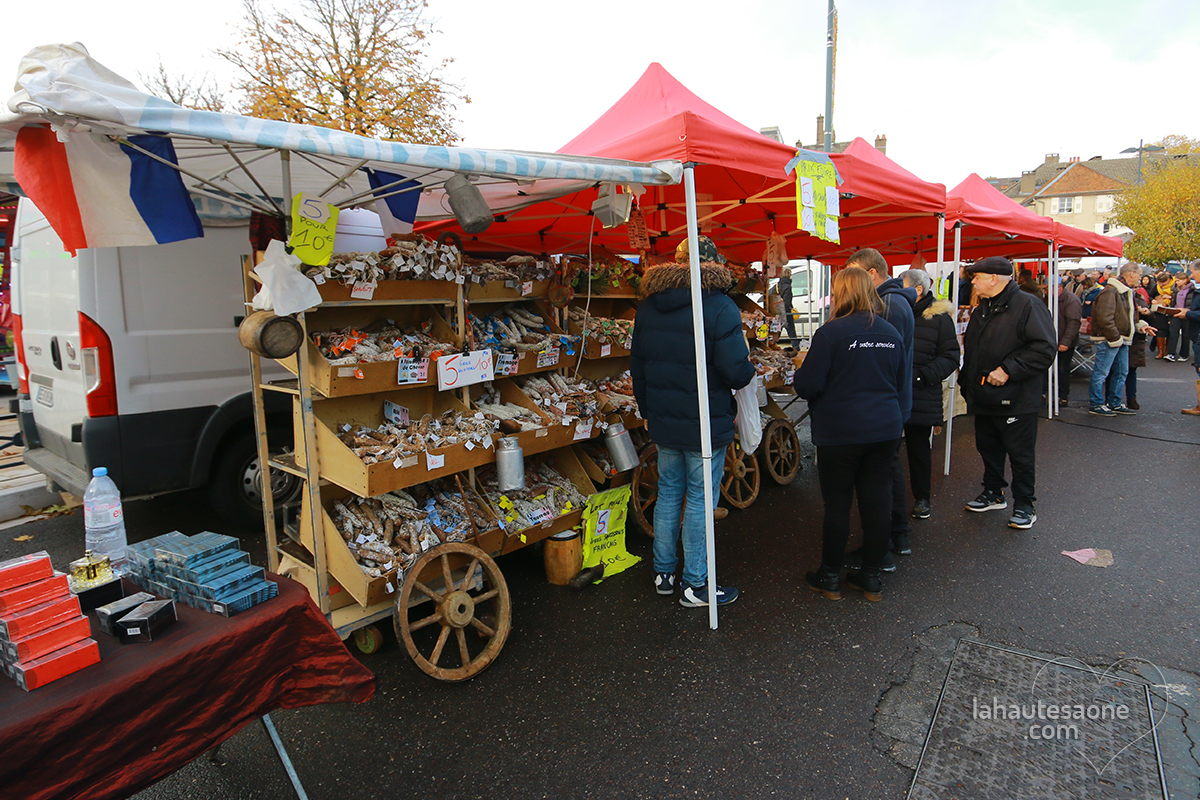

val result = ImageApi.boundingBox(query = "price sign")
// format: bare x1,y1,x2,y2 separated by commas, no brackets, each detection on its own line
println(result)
573,419,594,440
426,452,445,471
289,192,339,266
528,507,554,525
626,209,650,249
397,358,429,385
437,349,495,390
537,347,560,368
600,344,612,357
383,400,409,425
496,352,520,376
756,323,770,340
770,318,782,333
521,281,533,296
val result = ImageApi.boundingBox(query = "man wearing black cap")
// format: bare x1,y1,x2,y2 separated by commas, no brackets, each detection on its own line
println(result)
960,256,1056,529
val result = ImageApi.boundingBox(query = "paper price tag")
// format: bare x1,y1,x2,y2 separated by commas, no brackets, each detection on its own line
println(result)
383,400,410,425
573,419,594,440
350,280,377,300
756,323,770,340
312,273,326,285
397,358,429,385
537,347,560,368
535,427,548,438
825,185,841,217
465,440,476,451
600,344,612,357
426,452,445,471
385,582,395,594
529,507,554,525
521,281,533,296
337,367,357,377
770,319,782,333
401,455,419,468
289,192,339,266
437,349,495,390
496,352,520,376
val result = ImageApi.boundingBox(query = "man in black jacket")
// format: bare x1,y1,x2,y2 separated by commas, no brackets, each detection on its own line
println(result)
1056,277,1083,407
631,236,756,607
960,257,1056,529
898,269,960,523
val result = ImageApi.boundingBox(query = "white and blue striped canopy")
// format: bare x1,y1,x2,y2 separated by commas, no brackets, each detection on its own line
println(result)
0,43,681,220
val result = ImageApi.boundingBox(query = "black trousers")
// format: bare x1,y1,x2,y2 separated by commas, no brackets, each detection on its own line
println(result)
890,440,912,540
1057,345,1075,401
903,423,933,503
974,413,1038,507
816,439,899,571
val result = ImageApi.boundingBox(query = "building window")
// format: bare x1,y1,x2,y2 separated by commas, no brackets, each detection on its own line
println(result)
1052,196,1075,214
1095,194,1114,213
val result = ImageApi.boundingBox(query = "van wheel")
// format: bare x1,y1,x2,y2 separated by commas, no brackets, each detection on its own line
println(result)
209,430,303,530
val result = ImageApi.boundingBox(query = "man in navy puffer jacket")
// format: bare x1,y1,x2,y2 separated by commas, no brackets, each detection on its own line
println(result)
847,249,917,567
631,237,755,608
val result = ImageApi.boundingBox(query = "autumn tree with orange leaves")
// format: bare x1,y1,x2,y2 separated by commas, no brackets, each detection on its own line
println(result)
215,0,468,144
1112,157,1200,267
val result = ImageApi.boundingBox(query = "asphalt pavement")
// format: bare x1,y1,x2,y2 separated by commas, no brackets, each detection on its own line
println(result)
3,354,1198,800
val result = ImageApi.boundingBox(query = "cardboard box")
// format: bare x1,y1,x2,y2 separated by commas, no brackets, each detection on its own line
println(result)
207,580,278,617
0,573,69,615
166,564,265,602
0,593,81,641
127,532,191,575
0,551,54,592
157,549,251,584
2,614,91,664
116,600,178,643
154,533,240,568
96,592,156,636
72,576,124,612
11,638,101,691
297,388,498,496
277,305,461,397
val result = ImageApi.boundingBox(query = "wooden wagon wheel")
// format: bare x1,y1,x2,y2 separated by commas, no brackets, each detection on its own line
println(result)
630,442,660,537
394,542,511,682
720,437,760,509
761,418,801,485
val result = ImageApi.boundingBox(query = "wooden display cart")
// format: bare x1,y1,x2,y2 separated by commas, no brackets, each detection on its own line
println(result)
244,255,640,680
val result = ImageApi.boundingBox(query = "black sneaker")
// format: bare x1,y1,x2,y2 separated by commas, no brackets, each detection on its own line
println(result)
845,568,883,602
654,572,676,595
1089,405,1116,417
679,583,739,607
844,547,897,573
910,499,931,520
892,533,912,556
965,490,1007,513
805,567,841,601
1110,404,1137,415
1008,506,1037,529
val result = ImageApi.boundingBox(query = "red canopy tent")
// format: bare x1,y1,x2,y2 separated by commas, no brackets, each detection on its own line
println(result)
422,64,946,264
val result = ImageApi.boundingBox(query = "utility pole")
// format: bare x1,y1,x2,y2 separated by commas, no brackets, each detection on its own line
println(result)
824,0,836,153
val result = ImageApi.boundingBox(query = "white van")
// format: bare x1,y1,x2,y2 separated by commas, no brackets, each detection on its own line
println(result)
11,200,386,528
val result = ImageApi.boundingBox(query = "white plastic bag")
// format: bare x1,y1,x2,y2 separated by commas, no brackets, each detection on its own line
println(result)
250,239,324,316
733,383,763,455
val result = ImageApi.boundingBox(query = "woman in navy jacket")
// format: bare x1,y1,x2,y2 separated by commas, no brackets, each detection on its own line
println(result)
793,267,906,602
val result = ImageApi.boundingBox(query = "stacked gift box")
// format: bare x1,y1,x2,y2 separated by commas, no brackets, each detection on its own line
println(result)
0,551,100,691
126,532,278,617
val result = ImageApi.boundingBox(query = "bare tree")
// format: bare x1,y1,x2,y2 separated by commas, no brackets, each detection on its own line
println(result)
139,60,227,112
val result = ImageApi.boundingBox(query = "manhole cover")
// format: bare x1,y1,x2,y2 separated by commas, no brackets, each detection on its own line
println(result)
909,640,1168,800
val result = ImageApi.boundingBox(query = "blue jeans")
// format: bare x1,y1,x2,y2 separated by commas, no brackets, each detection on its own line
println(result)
1089,342,1128,408
652,445,727,588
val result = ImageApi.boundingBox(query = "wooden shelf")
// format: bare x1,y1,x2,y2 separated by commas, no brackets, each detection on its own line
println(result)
261,379,300,395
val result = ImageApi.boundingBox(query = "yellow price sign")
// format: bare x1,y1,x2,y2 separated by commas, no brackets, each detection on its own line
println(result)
756,323,770,340
289,192,339,266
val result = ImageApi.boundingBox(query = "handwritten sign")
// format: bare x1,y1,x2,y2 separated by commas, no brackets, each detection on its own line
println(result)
496,352,520,376
600,344,612,357
289,192,339,266
350,280,376,300
383,400,409,425
528,507,554,525
537,347,560,368
397,358,429,385
626,209,650,249
521,281,533,296
437,349,495,390
426,452,445,471
573,419,594,440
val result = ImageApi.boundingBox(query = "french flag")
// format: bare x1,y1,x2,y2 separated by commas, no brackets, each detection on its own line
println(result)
14,126,203,255
366,168,421,238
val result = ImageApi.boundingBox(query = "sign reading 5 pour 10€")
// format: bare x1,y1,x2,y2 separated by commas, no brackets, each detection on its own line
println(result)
289,193,340,266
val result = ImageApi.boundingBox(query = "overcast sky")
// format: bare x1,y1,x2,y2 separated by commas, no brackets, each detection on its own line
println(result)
4,0,1198,188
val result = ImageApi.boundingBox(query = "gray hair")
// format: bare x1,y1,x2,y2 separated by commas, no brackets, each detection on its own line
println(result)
1120,262,1143,278
898,268,932,294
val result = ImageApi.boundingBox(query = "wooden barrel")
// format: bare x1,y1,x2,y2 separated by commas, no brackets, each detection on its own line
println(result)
543,530,582,586
238,311,304,359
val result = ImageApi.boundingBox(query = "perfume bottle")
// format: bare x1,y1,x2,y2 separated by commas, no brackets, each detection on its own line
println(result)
68,549,113,592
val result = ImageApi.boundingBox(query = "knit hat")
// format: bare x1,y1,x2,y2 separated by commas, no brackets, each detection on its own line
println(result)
966,256,1014,276
675,235,725,264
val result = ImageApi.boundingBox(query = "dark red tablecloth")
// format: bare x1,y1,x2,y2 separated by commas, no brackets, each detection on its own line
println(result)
0,574,375,800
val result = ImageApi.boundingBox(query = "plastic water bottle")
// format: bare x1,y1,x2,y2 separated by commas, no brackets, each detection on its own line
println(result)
83,467,128,575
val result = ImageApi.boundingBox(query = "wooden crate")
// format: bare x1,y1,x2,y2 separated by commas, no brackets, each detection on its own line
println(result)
467,378,567,458
477,300,581,376
315,278,457,304
276,551,356,612
298,482,500,609
296,388,497,496
565,299,636,359
277,306,460,397
464,279,550,303
473,446,594,555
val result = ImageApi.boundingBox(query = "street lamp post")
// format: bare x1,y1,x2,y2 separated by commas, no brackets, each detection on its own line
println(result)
1121,139,1166,185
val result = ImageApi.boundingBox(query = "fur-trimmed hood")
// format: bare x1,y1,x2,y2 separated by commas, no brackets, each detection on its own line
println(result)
922,298,956,319
639,262,733,299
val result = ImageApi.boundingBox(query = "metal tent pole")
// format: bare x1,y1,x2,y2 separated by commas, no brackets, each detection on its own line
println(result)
943,224,962,476
683,166,719,630
1048,243,1057,418
935,215,946,295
